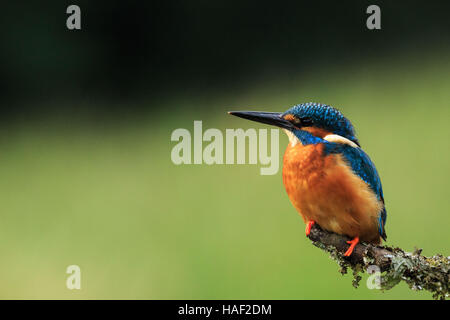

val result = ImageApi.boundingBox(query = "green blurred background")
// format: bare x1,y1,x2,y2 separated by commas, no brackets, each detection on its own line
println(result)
0,1,449,299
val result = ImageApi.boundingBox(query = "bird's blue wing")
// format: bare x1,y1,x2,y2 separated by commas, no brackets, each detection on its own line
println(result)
325,143,387,239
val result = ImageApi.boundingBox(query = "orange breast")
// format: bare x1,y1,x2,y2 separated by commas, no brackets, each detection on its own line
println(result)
282,143,382,244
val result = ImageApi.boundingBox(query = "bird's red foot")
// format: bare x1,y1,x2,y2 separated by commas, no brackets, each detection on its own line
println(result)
344,237,359,257
305,220,315,236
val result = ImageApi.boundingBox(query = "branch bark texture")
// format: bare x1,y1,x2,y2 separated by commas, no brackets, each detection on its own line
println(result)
307,224,449,300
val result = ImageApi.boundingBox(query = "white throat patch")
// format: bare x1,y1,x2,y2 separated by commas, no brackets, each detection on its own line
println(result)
283,129,301,146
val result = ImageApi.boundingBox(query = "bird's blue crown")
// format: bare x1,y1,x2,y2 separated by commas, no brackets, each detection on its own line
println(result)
283,102,358,145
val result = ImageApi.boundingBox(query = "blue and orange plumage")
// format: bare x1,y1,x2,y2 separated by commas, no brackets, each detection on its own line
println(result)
229,103,387,256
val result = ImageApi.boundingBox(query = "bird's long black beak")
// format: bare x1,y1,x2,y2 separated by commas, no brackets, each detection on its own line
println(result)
228,111,294,130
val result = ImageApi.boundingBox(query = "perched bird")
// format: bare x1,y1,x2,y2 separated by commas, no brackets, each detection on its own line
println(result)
229,103,386,256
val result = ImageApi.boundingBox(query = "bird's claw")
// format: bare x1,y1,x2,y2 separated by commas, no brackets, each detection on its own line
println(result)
305,220,315,236
344,237,359,256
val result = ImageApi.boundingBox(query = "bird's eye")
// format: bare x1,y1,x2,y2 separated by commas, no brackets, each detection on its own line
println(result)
300,117,313,126
292,117,301,124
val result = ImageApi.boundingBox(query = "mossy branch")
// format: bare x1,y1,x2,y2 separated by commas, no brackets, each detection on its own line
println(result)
307,223,449,300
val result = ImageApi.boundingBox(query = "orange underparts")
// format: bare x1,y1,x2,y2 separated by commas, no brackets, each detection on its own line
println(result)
305,220,315,236
344,237,359,257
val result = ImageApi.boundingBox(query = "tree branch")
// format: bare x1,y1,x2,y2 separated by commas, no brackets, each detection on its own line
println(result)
307,223,449,300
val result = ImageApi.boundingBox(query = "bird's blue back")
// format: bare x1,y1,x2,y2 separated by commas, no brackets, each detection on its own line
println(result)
325,142,387,239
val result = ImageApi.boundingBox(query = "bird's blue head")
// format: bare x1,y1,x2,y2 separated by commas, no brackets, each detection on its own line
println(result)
229,102,360,146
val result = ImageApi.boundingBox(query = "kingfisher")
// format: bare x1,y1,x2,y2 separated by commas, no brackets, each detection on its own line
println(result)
229,103,387,256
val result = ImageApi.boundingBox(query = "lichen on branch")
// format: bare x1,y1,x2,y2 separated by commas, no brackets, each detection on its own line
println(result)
307,224,449,300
